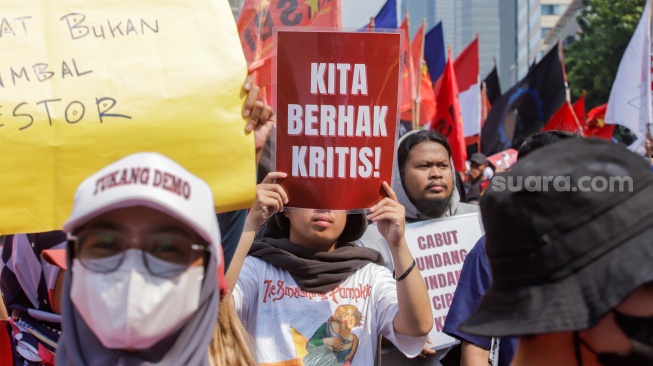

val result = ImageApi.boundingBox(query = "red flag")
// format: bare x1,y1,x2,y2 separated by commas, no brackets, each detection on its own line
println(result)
572,92,586,122
454,37,479,91
400,17,414,121
419,64,436,125
542,102,583,133
401,16,435,126
237,0,341,103
453,36,481,138
584,104,615,139
430,49,467,171
411,22,425,101
409,20,434,126
465,135,480,146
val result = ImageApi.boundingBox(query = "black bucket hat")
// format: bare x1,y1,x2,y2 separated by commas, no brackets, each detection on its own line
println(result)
260,211,368,243
460,138,653,337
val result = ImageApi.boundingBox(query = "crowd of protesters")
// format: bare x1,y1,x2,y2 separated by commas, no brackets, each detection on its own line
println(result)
2,29,653,366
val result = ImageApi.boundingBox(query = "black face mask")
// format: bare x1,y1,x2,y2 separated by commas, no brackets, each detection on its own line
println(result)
574,311,653,366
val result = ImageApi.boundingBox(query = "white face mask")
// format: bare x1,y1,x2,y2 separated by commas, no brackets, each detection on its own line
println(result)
70,249,205,350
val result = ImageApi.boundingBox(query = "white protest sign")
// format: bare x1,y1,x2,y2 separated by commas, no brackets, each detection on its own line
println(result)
404,212,484,349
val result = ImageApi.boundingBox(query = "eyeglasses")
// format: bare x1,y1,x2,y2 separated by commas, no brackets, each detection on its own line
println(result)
69,229,210,278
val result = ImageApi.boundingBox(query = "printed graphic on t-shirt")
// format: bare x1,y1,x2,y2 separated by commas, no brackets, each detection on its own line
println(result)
262,280,372,303
257,294,367,366
303,305,363,366
236,259,419,366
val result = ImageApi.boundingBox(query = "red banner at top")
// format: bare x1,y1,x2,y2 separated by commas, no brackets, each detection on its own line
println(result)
274,30,402,210
238,0,342,64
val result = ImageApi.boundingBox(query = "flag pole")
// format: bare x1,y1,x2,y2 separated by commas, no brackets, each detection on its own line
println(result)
405,10,416,131
647,126,653,165
558,39,571,103
415,18,427,131
474,34,480,152
480,80,487,153
648,0,653,143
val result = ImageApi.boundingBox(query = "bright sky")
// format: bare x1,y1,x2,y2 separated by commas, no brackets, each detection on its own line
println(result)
341,0,390,28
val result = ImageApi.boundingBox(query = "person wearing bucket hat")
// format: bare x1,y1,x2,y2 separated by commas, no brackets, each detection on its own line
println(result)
459,138,653,366
226,172,433,365
54,152,254,366
443,130,580,366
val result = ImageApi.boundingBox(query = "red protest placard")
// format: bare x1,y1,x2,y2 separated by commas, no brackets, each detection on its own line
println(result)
274,30,402,210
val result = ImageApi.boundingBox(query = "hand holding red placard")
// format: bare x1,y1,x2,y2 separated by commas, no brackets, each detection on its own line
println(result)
367,182,406,247
247,172,289,230
274,30,402,211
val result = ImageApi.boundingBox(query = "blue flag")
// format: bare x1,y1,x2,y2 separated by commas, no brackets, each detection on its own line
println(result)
424,22,445,83
360,0,397,29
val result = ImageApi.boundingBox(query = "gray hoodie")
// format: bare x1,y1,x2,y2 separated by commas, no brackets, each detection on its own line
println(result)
358,130,479,269
357,130,479,365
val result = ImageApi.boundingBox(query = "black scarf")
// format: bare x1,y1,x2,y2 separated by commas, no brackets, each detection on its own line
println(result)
249,236,384,293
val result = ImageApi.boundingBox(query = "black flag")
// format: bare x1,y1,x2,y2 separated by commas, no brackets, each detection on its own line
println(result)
483,64,502,104
481,44,566,155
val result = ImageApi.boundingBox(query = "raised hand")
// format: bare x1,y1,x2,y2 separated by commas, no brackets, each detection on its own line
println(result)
366,182,406,248
246,172,288,230
241,74,275,162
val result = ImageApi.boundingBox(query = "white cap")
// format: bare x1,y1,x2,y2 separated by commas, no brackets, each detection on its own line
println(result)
63,152,222,258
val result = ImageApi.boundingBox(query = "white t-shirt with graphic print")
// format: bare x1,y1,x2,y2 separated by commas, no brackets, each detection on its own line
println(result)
234,257,427,366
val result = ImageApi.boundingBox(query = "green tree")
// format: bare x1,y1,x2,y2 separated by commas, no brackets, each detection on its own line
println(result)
565,0,646,109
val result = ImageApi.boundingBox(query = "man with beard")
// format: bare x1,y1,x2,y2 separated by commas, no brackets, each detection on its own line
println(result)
359,130,479,269
358,130,479,365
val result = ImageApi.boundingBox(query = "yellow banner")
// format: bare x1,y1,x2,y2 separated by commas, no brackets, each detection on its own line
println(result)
0,0,254,234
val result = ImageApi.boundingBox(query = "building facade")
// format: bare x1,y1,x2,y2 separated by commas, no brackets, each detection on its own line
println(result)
402,0,500,78
465,0,501,78
541,0,582,52
401,0,438,39
516,0,541,79
499,0,518,90
540,0,574,45
500,0,573,88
